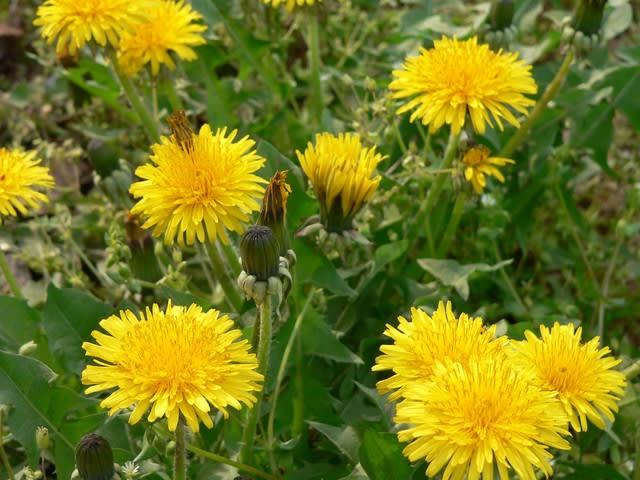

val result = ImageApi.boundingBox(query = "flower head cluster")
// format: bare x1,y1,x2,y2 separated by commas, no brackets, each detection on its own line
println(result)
82,302,262,432
0,148,54,219
34,0,143,55
462,145,514,193
129,123,267,246
117,0,206,76
510,323,627,432
373,302,627,480
390,36,537,134
297,132,384,232
263,0,316,12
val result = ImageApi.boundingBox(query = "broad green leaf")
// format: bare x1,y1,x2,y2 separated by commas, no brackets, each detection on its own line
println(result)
602,2,633,41
559,463,627,480
307,421,360,464
359,430,412,480
295,240,357,299
0,351,100,480
0,296,40,351
301,307,363,364
373,239,408,276
599,65,640,131
42,284,115,375
417,258,512,300
338,464,369,480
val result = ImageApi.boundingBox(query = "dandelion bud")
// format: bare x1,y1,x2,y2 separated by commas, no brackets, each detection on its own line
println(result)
36,426,50,450
489,0,514,30
571,0,606,36
166,110,194,151
75,433,115,480
258,171,291,255
240,226,280,281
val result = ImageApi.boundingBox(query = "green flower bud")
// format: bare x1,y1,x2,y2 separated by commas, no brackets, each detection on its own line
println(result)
571,0,606,36
75,433,115,480
36,426,50,450
240,226,280,281
489,0,514,31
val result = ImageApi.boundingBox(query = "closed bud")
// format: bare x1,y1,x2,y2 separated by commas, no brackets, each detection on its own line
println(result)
75,433,115,480
571,0,606,36
36,426,50,450
240,226,280,281
258,171,291,255
489,0,514,31
166,110,194,152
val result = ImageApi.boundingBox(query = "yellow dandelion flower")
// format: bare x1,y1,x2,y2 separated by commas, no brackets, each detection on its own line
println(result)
390,36,537,134
263,0,316,12
297,132,384,232
0,148,54,218
33,0,142,55
117,0,206,76
510,322,627,432
372,301,506,400
396,357,570,480
462,145,514,193
82,302,263,432
129,124,267,246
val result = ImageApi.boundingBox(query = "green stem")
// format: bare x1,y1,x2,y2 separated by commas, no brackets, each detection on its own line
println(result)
392,119,408,156
436,192,467,258
240,294,272,465
0,409,15,480
493,243,528,316
408,130,459,258
623,359,640,381
173,418,186,480
163,79,184,112
267,289,317,472
0,248,23,298
499,48,575,158
187,445,278,480
291,330,304,436
109,51,160,143
222,241,242,278
596,235,623,346
205,241,243,312
308,10,323,128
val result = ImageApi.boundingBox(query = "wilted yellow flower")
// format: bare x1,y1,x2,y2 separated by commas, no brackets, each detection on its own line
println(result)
297,132,384,232
511,322,627,432
259,170,292,254
129,124,267,246
263,0,316,12
395,357,570,480
372,301,506,400
462,145,514,193
390,36,537,134
0,148,54,218
34,0,142,55
82,302,263,432
117,0,206,76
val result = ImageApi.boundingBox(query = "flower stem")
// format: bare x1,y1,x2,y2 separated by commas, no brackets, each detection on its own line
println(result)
0,409,15,480
163,79,184,112
186,444,278,480
240,293,272,465
205,241,243,313
308,9,323,128
436,192,467,258
267,289,318,472
109,51,160,143
408,130,459,258
0,248,23,298
499,48,575,158
493,243,528,317
173,418,186,480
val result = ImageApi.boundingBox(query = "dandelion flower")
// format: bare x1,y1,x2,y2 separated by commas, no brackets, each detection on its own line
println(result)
82,302,263,432
34,0,142,55
129,124,267,246
297,132,384,232
0,148,54,218
263,0,316,12
396,357,570,480
117,0,206,76
462,145,514,193
511,322,627,431
390,36,537,134
372,301,506,400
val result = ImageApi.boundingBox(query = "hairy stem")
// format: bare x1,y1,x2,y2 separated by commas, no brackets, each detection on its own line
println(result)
0,248,23,298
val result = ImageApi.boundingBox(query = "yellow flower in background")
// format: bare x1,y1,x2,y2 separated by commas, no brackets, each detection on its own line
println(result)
297,132,384,232
395,357,570,480
0,148,54,218
372,301,506,401
117,0,206,76
390,36,537,134
34,0,142,55
462,145,514,193
82,302,263,432
129,124,266,246
511,323,627,432
263,0,316,12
